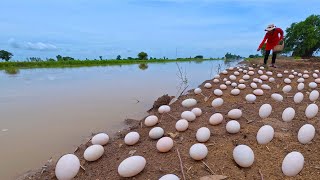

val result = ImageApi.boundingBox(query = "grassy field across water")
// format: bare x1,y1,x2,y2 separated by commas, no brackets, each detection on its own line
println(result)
0,58,223,70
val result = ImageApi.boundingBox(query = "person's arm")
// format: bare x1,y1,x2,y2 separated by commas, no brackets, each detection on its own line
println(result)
258,34,267,51
278,28,284,40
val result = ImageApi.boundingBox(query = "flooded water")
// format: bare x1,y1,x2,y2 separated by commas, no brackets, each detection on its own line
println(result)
0,60,239,179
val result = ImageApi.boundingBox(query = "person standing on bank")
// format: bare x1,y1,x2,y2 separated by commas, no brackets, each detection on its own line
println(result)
257,24,284,67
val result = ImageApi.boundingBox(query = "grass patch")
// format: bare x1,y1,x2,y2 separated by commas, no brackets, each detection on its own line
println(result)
4,66,20,75
0,59,222,70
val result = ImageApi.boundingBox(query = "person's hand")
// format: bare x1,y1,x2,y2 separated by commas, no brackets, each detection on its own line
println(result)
257,48,261,51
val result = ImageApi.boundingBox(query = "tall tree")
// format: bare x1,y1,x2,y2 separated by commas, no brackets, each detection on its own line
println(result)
0,50,13,61
284,14,320,57
138,52,148,60
99,56,103,60
116,55,121,60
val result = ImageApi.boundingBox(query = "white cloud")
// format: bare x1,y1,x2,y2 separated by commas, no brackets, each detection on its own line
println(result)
8,38,58,51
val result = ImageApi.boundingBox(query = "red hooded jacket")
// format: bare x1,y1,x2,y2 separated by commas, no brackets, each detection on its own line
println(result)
259,28,284,50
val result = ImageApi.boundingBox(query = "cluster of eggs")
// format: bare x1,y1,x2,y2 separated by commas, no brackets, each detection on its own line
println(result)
198,65,320,176
54,64,320,179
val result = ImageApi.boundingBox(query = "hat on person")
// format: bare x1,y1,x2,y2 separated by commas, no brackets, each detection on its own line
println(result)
265,24,276,31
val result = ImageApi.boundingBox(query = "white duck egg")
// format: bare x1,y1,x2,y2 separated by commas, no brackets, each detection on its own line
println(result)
282,152,304,177
233,145,254,167
220,84,227,90
229,75,237,81
227,109,242,119
157,137,174,152
284,78,291,84
239,79,245,83
282,107,295,122
304,70,309,74
260,66,265,70
225,81,232,85
191,108,202,117
303,74,309,79
316,78,320,83
256,125,274,144
209,113,224,125
158,105,171,113
243,70,248,74
211,98,224,108
124,132,140,145
181,98,197,108
196,127,211,143
284,70,289,74
309,90,319,101
305,104,318,119
259,104,272,119
84,145,104,162
266,71,273,76
222,70,228,75
92,133,109,146
226,120,240,133
231,82,238,87
55,154,80,180
260,75,268,81
249,67,254,71
245,94,256,102
181,111,196,121
297,78,304,83
293,72,298,75
189,143,208,160
149,127,164,140
288,74,295,79
313,73,318,78
253,78,259,83
298,124,315,144
214,74,220,79
118,156,146,177
315,70,319,73
144,115,159,127
214,89,223,96
277,73,283,78
175,119,189,132
271,93,283,102
297,83,304,91
213,79,220,83
250,82,258,89
253,89,264,96
238,84,246,89
204,83,212,88
194,88,202,94
159,174,180,180
258,70,264,75
298,73,302,77
231,89,240,96
243,75,250,80
228,67,234,70
309,82,317,89
282,85,292,93
294,92,304,103
261,84,271,90
248,71,254,75
269,77,275,82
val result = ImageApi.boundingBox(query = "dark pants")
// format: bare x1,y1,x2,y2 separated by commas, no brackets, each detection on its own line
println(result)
264,50,277,65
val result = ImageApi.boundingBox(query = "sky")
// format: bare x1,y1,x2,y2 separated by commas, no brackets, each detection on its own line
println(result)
0,0,319,60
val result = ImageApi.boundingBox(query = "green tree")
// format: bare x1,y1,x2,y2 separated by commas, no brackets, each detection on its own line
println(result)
99,56,103,60
0,50,13,61
194,55,203,59
116,55,121,60
284,14,320,57
56,55,62,61
138,52,148,60
127,57,133,60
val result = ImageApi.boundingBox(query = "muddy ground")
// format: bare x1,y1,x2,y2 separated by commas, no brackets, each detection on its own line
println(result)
23,58,320,180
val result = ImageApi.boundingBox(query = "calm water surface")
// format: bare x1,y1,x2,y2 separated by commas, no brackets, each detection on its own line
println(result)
0,60,239,179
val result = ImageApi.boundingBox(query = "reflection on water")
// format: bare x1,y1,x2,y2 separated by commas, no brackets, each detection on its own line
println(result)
0,60,240,179
138,63,148,70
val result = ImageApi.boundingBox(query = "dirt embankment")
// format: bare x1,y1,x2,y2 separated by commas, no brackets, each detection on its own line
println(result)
23,58,320,180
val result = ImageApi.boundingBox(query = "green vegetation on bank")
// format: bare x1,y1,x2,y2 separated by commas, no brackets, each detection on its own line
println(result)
0,50,244,70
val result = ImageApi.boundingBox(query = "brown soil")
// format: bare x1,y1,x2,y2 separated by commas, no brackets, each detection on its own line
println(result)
23,58,320,180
